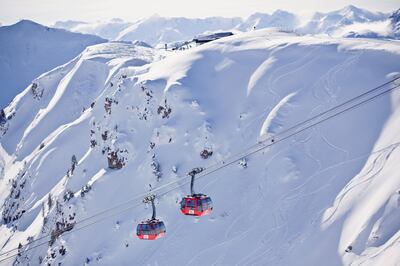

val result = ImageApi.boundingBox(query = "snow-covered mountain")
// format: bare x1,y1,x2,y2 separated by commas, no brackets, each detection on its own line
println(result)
116,15,242,46
0,28,399,265
390,8,400,37
238,10,298,31
53,18,132,40
53,20,87,30
49,5,397,48
53,15,241,47
333,20,393,38
332,8,400,39
0,20,107,108
298,5,387,35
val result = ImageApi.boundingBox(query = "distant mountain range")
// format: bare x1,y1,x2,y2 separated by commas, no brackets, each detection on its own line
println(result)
51,5,399,45
297,5,386,34
53,18,132,40
238,10,299,31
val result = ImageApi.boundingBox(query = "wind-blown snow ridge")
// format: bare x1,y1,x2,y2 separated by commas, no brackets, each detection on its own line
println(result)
259,92,297,142
0,29,400,266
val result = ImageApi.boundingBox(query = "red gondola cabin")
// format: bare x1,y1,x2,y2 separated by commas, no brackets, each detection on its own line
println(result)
180,194,213,216
137,195,166,240
136,219,166,240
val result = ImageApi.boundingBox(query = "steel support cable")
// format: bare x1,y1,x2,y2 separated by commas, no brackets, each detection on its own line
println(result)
0,79,399,262
0,202,147,263
3,136,400,263
193,83,400,181
0,79,398,259
180,76,400,178
127,76,400,202
0,177,201,262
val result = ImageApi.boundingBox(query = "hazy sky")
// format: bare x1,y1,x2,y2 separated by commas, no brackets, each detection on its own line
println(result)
0,0,398,25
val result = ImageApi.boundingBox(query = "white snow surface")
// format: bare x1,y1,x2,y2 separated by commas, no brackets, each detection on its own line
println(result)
0,20,106,108
0,29,400,266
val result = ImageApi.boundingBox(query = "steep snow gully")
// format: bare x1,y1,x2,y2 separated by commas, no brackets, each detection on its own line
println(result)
0,29,400,265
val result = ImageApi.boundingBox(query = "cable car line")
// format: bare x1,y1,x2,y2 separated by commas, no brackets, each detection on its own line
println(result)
192,82,400,184
72,75,400,224
0,78,398,258
3,141,400,263
0,78,399,260
0,78,398,257
192,76,400,176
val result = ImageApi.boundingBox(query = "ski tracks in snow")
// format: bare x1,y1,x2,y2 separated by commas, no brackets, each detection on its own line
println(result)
356,231,400,266
266,46,320,100
322,144,398,225
320,133,350,161
312,51,362,104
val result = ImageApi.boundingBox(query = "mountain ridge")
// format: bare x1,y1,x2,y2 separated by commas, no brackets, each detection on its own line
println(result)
0,20,107,108
51,5,394,43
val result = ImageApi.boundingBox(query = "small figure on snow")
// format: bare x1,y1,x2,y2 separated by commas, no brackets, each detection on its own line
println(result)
238,158,247,169
345,245,352,253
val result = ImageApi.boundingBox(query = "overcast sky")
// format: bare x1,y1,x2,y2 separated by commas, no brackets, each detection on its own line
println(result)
0,0,398,25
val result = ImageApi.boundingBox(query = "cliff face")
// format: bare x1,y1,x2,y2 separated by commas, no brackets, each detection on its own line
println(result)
390,9,400,37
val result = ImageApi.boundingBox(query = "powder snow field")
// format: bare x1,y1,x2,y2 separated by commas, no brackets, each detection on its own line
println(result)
0,29,400,265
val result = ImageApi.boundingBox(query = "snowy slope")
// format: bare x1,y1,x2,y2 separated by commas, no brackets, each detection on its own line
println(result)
0,29,400,266
0,20,106,108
